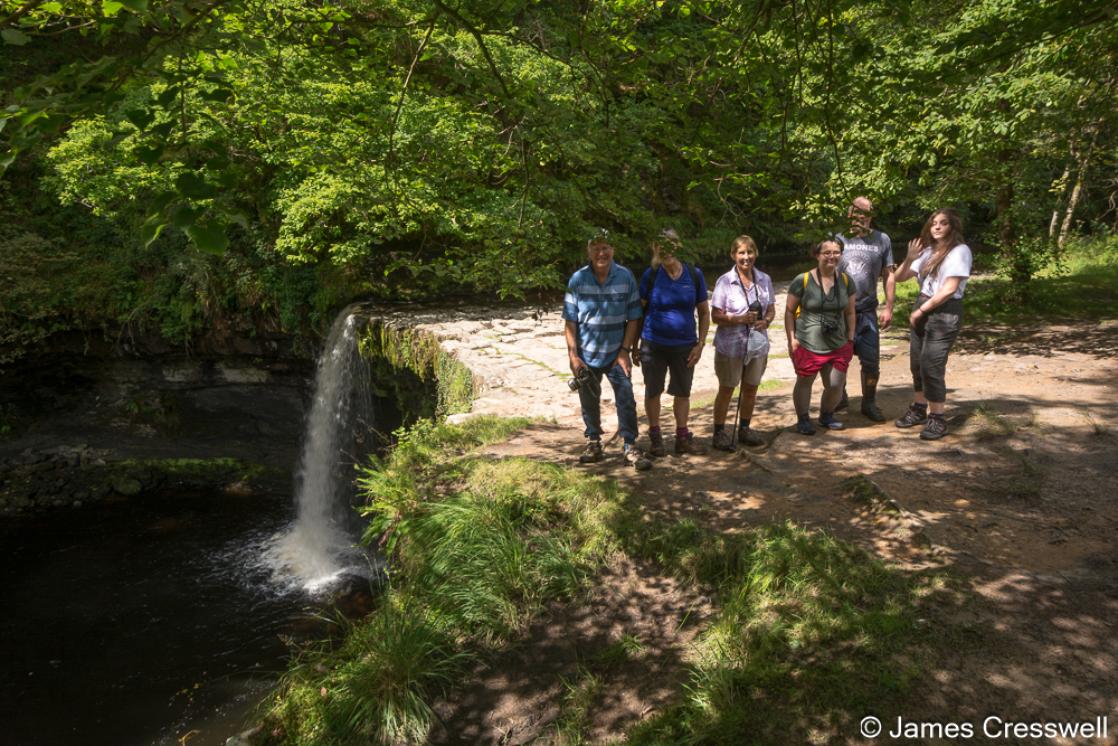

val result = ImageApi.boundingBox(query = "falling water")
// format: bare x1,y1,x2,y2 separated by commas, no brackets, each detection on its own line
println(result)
266,306,376,592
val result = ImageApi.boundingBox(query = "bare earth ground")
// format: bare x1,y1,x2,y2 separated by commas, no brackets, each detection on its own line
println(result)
423,305,1118,745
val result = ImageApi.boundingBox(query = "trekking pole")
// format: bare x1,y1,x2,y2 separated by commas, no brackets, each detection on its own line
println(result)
729,320,752,449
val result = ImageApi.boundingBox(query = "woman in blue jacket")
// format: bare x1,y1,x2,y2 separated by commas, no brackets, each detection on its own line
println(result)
635,229,711,457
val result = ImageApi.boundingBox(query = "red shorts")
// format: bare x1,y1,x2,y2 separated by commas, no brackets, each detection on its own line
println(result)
792,342,854,376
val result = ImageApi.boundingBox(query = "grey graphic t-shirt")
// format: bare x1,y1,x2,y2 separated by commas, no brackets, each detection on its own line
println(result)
836,229,894,312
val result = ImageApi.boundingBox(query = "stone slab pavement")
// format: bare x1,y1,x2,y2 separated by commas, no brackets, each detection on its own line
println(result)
408,291,807,428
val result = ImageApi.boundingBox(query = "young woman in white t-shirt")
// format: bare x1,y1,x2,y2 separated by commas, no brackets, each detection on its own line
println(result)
894,209,972,440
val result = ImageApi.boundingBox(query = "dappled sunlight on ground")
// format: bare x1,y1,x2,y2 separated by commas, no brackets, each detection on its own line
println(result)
432,316,1118,742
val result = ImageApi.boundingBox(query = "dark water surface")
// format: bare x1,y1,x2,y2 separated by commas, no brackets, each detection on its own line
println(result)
0,491,312,746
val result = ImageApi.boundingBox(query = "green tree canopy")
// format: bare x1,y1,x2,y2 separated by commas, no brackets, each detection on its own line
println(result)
3,0,1116,357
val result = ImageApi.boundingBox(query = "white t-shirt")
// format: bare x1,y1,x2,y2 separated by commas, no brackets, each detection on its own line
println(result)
910,244,972,299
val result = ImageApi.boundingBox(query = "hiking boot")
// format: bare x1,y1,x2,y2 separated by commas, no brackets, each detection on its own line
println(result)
624,445,652,471
738,427,765,447
674,432,707,456
860,401,886,422
819,411,844,430
895,404,928,429
795,417,816,436
578,439,604,463
835,390,849,411
920,415,948,440
648,430,666,458
712,429,735,452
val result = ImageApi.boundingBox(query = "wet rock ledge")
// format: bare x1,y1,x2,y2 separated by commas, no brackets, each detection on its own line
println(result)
369,303,583,424
0,445,284,515
0,335,311,516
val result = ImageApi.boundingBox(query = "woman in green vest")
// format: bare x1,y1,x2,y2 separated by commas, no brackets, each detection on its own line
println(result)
784,239,857,435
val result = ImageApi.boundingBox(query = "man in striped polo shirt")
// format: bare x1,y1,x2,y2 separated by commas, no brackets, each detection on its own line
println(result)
563,231,652,470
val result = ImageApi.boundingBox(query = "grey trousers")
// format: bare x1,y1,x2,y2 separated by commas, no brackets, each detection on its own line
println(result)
910,296,963,403
794,364,846,416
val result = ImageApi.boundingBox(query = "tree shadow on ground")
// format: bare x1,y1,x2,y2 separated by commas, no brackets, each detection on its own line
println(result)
660,384,1116,739
438,322,1118,743
618,515,960,745
955,320,1118,358
430,553,711,744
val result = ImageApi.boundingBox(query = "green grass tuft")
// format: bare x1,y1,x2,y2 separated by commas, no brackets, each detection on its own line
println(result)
625,522,950,745
268,599,469,745
552,666,606,745
269,417,622,744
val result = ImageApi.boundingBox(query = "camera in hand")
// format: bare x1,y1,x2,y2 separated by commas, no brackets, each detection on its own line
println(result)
748,300,763,315
568,367,602,398
567,368,589,391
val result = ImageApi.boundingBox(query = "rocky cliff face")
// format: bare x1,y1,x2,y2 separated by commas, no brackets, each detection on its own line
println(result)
0,328,315,515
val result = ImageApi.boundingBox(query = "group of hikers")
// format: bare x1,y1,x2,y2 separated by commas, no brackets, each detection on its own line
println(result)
561,198,973,470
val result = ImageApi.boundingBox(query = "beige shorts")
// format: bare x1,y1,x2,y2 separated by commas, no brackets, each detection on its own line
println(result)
714,349,768,389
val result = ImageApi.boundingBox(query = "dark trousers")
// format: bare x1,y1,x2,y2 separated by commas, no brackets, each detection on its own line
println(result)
578,362,639,445
910,296,963,403
853,309,881,377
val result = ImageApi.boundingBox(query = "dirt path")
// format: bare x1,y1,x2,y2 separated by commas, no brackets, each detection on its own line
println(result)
426,311,1118,744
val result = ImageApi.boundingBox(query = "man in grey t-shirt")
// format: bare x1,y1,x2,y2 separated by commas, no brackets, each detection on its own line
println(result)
835,196,895,421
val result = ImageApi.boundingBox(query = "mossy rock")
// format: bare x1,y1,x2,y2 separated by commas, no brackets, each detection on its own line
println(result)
358,320,475,422
110,476,143,496
0,456,282,513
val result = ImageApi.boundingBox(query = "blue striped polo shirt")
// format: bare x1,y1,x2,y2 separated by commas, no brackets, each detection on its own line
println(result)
562,262,643,368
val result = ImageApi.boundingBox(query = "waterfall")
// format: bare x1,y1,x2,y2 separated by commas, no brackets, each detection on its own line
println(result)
266,305,375,593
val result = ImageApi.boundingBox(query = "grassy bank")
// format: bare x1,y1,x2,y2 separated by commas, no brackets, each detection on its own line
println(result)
263,417,622,743
895,234,1118,323
623,519,952,744
263,418,959,744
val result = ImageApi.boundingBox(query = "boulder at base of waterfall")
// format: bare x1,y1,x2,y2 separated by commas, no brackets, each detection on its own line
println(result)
111,476,144,496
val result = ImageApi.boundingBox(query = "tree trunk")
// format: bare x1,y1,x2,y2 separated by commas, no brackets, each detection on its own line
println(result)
1058,126,1099,252
1057,167,1086,252
1049,162,1070,240
994,98,1029,292
997,179,1028,288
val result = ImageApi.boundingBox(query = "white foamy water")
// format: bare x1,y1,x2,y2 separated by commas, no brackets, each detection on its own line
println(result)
265,307,375,593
